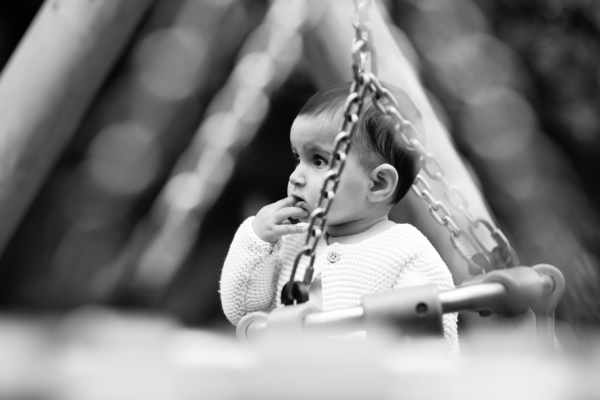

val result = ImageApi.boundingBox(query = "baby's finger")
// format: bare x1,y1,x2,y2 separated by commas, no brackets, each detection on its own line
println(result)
274,196,296,208
277,223,308,236
276,206,308,221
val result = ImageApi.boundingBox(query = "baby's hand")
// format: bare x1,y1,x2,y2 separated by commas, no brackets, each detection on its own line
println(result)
253,196,309,243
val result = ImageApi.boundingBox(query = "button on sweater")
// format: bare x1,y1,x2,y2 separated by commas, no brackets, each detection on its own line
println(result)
220,217,458,351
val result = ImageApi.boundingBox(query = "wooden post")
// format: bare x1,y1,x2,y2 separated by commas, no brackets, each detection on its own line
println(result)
0,0,155,256
303,0,497,282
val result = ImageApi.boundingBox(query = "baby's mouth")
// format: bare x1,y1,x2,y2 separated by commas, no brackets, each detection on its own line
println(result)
289,195,309,224
292,195,309,212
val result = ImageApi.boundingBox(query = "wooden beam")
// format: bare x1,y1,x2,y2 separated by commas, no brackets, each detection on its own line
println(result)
0,0,155,256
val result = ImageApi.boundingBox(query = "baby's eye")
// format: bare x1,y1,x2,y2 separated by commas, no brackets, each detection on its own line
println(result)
313,155,328,168
292,153,300,165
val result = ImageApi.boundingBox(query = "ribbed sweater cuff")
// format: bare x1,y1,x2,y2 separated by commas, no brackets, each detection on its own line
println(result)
239,216,281,255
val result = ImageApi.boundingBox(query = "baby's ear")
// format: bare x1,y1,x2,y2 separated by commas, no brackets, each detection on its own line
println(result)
368,163,399,203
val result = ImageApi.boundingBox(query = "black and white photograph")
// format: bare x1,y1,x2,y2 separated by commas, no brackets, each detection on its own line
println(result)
0,0,599,399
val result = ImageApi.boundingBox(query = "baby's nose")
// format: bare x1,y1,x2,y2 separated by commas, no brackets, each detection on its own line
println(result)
289,169,305,187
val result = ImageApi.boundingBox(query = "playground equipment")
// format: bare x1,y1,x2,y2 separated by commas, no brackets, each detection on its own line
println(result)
239,265,565,351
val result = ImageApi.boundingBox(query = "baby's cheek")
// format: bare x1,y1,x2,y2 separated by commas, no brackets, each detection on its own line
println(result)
326,199,346,223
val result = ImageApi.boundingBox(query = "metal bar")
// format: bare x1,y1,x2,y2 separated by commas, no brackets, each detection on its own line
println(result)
303,307,365,335
439,282,506,313
242,274,557,338
440,274,555,313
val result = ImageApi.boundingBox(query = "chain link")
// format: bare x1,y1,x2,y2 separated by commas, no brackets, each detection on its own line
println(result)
351,0,377,77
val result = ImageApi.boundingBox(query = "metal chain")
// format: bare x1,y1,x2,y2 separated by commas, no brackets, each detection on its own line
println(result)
284,0,519,305
284,73,372,303
365,74,519,273
349,3,520,273
343,0,519,273
282,2,374,305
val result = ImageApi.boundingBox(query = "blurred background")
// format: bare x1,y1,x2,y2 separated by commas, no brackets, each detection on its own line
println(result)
0,0,599,364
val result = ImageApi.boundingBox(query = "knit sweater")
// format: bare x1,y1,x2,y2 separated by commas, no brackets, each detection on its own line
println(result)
220,217,458,349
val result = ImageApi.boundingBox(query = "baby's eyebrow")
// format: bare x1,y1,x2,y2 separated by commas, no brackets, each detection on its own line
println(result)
304,143,331,155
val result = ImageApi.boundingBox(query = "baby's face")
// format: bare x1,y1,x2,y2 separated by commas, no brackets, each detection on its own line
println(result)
288,116,372,227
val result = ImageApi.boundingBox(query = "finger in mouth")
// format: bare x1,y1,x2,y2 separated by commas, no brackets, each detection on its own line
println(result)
295,201,310,213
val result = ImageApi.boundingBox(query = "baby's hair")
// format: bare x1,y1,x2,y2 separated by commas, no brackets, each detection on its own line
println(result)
297,82,422,204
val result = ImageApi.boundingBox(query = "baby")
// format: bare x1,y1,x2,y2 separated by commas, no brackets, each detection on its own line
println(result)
220,82,458,349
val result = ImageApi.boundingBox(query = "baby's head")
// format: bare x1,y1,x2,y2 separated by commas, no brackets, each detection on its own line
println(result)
288,82,422,227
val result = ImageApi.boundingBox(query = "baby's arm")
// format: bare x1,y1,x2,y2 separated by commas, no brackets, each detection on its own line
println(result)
220,217,281,325
220,197,308,326
392,226,459,352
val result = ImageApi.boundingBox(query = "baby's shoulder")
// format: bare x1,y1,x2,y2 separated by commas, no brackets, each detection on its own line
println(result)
387,223,429,242
378,223,436,255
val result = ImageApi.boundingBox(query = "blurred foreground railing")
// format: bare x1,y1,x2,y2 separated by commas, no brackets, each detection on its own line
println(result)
1,284,599,400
